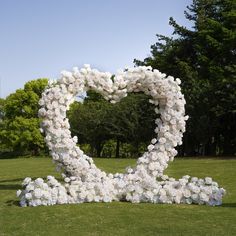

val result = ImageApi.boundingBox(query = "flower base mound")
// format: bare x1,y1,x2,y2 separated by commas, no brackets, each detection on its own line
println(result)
17,65,225,207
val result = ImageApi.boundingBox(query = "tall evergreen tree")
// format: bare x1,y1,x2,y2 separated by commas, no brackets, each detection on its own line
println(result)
134,0,236,156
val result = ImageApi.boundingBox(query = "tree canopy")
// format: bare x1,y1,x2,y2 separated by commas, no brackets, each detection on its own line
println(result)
0,79,48,155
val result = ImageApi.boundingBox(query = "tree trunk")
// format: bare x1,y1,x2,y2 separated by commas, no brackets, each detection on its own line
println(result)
205,140,211,156
133,142,139,158
31,146,39,156
222,135,233,156
95,143,103,158
115,139,120,158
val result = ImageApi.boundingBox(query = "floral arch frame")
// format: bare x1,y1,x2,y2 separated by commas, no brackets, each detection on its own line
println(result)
17,65,225,207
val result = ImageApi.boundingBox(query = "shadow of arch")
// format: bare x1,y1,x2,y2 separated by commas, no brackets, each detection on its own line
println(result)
0,184,22,190
221,203,236,208
5,200,20,206
0,178,24,183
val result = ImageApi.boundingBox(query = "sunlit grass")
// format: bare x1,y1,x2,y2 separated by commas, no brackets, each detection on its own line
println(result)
0,157,236,236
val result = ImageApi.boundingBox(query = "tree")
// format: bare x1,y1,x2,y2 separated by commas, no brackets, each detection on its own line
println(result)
68,91,156,158
105,93,156,158
0,98,4,120
68,94,111,157
0,78,48,155
134,0,236,156
0,117,45,155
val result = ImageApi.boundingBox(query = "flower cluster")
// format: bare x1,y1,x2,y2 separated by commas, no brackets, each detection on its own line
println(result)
17,65,225,206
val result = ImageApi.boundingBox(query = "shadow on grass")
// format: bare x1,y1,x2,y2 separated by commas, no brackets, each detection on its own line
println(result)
0,184,22,190
221,203,236,208
0,152,28,159
5,199,20,206
0,178,24,191
0,177,64,192
0,178,24,183
0,151,50,159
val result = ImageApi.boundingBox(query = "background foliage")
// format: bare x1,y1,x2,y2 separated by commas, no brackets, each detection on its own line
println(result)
134,0,236,156
0,79,48,156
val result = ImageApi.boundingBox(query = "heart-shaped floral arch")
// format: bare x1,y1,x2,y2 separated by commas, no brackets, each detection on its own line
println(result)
17,65,225,206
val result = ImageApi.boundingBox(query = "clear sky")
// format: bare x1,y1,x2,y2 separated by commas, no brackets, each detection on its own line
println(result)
0,0,192,98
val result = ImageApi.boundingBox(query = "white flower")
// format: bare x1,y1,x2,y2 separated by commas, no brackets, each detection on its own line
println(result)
186,198,193,204
183,175,190,180
26,184,35,191
34,188,42,199
183,189,191,198
151,138,157,144
191,177,198,182
199,192,209,202
162,175,169,181
16,190,22,197
191,193,199,201
22,177,31,186
147,144,154,151
25,193,32,200
35,178,44,187
20,200,27,207
64,177,70,183
205,177,212,185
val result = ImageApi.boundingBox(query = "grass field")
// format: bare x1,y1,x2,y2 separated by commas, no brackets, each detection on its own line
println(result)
0,157,236,236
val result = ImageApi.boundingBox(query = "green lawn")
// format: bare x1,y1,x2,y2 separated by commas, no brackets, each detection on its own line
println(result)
0,157,236,236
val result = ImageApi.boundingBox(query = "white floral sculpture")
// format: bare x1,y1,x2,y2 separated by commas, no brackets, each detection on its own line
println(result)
17,65,225,207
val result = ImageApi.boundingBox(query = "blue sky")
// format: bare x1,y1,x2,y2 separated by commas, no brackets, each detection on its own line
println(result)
0,0,192,98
